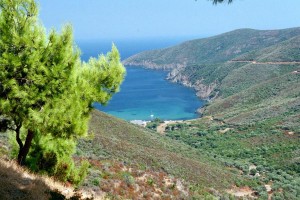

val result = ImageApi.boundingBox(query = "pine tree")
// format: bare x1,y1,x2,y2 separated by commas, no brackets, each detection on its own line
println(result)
0,0,125,165
212,0,233,4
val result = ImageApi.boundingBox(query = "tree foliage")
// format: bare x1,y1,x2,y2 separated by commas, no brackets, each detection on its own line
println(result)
0,0,125,175
210,0,233,4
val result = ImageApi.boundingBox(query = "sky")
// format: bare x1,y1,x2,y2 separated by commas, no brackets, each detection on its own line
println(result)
37,0,300,41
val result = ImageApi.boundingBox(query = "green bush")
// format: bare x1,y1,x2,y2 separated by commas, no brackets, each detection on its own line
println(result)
146,118,163,130
54,160,73,182
39,151,58,174
69,160,90,186
147,178,155,186
92,178,100,186
120,171,135,186
249,168,257,176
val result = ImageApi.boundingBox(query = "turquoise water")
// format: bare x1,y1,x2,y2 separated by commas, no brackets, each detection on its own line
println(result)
94,66,203,120
78,39,204,121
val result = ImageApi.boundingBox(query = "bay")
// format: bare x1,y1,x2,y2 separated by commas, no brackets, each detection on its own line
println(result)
78,39,204,121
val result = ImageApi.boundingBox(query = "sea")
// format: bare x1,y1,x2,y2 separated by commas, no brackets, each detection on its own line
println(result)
77,38,204,121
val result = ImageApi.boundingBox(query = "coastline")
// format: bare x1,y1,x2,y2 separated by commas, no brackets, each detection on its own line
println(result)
124,63,212,115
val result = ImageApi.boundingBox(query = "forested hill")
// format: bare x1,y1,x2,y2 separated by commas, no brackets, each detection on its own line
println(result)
123,27,300,69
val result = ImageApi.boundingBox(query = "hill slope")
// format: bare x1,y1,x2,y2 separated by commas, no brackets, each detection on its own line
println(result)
121,28,300,199
123,27,300,68
0,110,245,199
77,110,239,188
234,35,300,62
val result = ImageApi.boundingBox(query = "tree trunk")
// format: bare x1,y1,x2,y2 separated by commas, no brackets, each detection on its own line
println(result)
15,123,23,151
17,129,34,165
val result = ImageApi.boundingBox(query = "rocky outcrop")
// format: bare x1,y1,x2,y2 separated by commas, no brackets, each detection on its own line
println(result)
166,67,191,86
194,79,218,100
166,68,218,100
124,60,219,103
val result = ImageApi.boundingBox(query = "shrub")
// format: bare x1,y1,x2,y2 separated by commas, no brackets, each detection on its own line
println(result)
69,160,90,186
39,151,58,174
122,172,135,186
54,161,73,182
147,178,155,186
92,178,100,186
250,168,257,176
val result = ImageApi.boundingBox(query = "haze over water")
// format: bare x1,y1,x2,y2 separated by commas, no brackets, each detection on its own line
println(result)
78,39,204,121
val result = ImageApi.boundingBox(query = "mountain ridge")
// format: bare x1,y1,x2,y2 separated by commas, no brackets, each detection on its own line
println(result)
123,27,300,68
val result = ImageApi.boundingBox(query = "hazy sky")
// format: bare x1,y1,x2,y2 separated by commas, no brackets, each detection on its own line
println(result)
37,0,300,40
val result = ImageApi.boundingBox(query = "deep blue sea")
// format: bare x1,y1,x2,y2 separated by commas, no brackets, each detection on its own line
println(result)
77,38,204,121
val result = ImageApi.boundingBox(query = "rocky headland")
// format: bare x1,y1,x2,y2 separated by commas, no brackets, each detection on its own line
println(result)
123,59,217,102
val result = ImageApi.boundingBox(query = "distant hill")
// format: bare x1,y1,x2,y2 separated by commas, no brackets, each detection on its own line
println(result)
234,35,300,62
123,27,300,68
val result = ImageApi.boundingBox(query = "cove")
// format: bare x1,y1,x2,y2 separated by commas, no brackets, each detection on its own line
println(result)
78,39,204,121
94,66,204,121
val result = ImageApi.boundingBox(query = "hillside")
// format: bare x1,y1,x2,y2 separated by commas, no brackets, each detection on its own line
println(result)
76,110,247,198
121,27,300,199
0,109,249,199
123,27,300,69
163,112,300,200
234,35,300,62
205,64,300,128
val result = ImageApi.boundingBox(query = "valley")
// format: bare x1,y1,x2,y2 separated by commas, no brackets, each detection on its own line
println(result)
122,27,300,199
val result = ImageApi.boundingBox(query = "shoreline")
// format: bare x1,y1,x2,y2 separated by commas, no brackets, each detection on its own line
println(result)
124,64,210,115
124,64,215,100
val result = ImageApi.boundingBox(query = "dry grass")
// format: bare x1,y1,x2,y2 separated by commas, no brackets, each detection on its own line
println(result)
79,110,236,190
0,158,97,200
83,159,190,199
